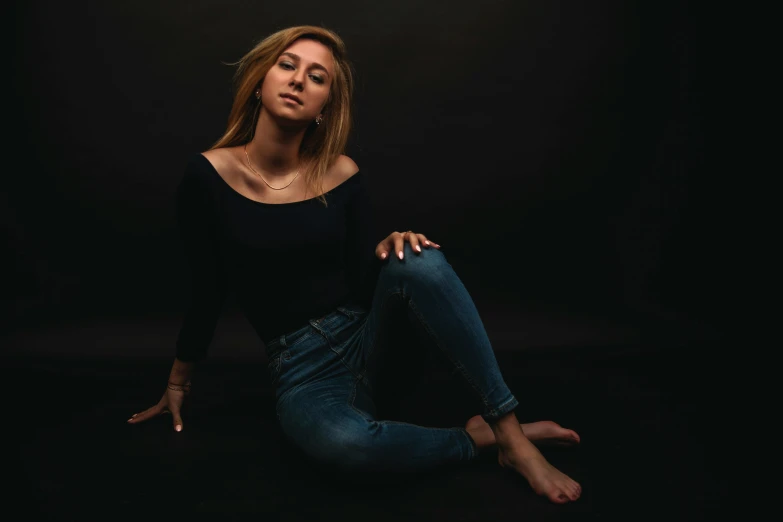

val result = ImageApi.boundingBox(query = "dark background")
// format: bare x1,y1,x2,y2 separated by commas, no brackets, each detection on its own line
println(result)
6,1,740,519
7,0,730,341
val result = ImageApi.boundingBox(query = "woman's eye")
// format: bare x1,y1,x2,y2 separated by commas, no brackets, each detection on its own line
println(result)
279,62,323,84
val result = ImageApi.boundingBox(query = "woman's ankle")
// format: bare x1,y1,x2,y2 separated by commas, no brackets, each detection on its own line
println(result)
490,411,521,434
490,412,535,448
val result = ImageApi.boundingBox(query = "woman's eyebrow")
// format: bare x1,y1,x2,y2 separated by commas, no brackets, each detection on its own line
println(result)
280,52,330,77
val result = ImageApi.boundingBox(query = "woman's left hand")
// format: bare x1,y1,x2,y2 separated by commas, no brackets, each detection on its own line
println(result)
375,231,441,261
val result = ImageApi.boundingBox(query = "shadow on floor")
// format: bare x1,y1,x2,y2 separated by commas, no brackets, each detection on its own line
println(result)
4,306,730,520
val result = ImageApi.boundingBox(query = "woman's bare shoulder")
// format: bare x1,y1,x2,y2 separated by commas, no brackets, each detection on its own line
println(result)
201,147,240,171
199,147,244,183
329,154,360,183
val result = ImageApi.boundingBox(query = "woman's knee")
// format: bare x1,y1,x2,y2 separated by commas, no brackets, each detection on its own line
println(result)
381,242,451,286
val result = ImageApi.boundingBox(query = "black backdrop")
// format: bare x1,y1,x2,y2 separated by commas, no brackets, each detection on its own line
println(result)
8,0,728,339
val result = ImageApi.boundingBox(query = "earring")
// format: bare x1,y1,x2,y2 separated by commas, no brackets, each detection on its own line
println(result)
255,89,261,100
315,115,323,125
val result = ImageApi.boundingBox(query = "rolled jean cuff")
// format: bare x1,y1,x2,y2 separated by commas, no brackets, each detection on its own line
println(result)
481,395,519,424
458,427,479,460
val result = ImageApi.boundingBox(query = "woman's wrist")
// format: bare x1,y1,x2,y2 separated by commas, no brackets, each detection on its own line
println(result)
169,358,196,385
167,381,191,391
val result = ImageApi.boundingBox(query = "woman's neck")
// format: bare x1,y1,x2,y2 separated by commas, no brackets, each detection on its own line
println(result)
247,110,306,175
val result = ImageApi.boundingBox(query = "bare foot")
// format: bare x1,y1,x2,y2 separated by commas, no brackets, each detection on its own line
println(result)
497,436,582,504
465,415,580,450
465,413,582,504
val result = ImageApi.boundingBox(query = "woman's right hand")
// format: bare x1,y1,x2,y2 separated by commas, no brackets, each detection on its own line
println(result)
127,382,191,432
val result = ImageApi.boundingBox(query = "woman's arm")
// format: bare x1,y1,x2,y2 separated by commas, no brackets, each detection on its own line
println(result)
173,155,228,363
128,155,227,432
344,169,382,308
169,357,196,384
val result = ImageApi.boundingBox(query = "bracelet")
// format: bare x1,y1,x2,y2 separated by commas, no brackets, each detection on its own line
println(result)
167,381,191,392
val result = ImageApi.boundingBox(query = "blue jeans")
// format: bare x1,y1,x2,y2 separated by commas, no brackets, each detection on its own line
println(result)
264,243,519,473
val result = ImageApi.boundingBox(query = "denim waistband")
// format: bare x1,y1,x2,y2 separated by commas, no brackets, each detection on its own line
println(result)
264,304,366,358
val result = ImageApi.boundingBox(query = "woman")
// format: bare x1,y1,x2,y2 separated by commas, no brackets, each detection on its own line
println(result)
128,25,582,504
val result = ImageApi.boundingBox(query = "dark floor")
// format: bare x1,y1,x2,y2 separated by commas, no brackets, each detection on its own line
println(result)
4,304,730,521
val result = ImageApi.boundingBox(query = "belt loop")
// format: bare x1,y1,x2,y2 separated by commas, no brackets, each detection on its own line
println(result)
309,319,327,339
280,334,288,348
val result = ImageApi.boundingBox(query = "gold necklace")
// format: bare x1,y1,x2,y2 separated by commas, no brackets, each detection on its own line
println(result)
243,143,300,190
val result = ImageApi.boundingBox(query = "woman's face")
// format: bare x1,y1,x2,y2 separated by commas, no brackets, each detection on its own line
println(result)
260,38,334,126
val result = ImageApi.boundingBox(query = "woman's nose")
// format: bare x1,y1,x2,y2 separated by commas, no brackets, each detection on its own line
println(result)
290,71,306,89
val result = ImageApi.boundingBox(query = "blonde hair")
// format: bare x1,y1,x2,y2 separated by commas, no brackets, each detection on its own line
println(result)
210,25,354,205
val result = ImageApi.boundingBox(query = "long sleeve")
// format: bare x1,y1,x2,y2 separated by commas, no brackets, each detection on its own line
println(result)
344,172,382,309
174,157,227,362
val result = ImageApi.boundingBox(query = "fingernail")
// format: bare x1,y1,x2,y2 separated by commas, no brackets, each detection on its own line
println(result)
381,252,386,259
127,418,133,422
425,240,430,245
415,245,421,252
398,251,403,260
175,425,182,432
132,413,137,418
